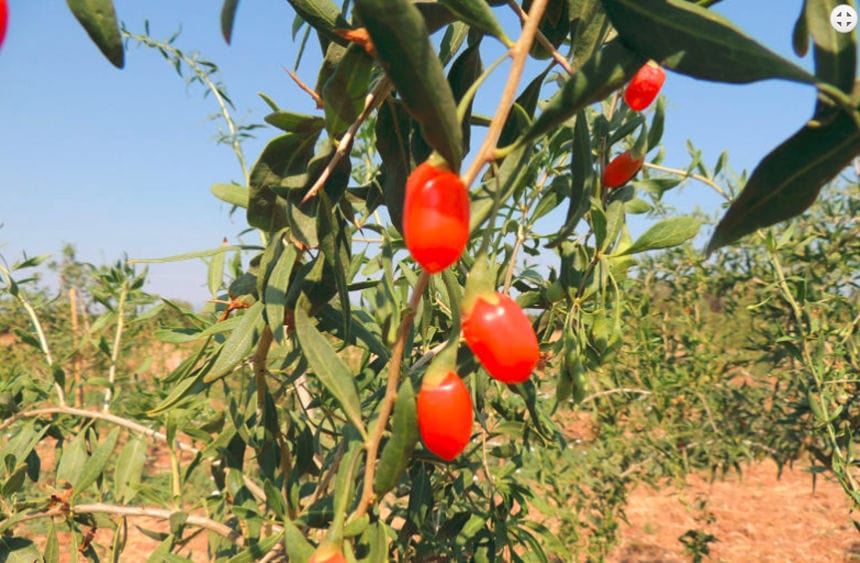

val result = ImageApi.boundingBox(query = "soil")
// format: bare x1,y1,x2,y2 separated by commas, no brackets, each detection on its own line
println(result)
610,458,859,562
31,457,859,562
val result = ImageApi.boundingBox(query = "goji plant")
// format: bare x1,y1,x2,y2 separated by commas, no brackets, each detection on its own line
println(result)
1,0,859,561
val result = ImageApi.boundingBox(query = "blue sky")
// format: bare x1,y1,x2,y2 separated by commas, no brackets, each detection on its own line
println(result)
0,0,831,305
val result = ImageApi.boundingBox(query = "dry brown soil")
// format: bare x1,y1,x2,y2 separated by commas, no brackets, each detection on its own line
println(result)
610,459,859,562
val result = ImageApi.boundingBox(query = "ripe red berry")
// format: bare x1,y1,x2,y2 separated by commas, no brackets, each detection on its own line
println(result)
602,150,645,188
417,371,473,461
462,292,539,384
624,62,666,111
0,0,8,50
403,161,470,273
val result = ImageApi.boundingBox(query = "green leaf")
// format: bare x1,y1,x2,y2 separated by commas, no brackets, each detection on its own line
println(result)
228,530,285,563
248,133,320,233
438,0,512,46
45,524,60,563
524,0,570,59
221,0,240,44
570,0,610,71
448,41,483,153
66,0,124,68
374,377,419,496
618,216,701,255
114,435,147,503
355,0,464,170
56,431,88,487
805,0,857,94
375,99,412,233
600,0,815,84
282,519,315,561
204,301,266,383
1,463,28,497
211,184,249,208
294,300,367,437
521,39,643,146
264,244,297,343
72,427,120,498
207,242,227,298
792,1,810,57
322,44,373,138
285,0,350,45
130,244,258,264
708,110,860,252
264,111,326,135
0,537,42,563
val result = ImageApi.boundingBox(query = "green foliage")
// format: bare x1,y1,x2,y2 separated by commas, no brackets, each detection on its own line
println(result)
2,1,859,561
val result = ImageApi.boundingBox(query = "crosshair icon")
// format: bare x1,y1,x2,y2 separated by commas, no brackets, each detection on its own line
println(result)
831,4,858,33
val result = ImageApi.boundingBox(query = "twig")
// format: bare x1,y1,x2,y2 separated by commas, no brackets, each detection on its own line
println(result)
462,0,550,190
642,162,731,201
352,270,431,520
580,388,652,404
0,406,268,503
506,0,572,75
73,503,244,544
103,280,129,412
285,67,324,109
300,78,393,205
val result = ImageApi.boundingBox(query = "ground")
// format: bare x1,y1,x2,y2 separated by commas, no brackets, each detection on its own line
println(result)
34,456,859,561
611,458,859,562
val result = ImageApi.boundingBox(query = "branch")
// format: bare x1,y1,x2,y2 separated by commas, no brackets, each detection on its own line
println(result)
0,406,268,503
285,67,323,108
352,270,431,520
73,503,244,545
506,0,572,75
300,78,393,205
462,0,550,189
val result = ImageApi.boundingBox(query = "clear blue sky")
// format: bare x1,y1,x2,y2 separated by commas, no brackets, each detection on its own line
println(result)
0,1,827,306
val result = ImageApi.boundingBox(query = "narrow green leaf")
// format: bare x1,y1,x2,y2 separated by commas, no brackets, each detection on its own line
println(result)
294,300,367,437
285,0,350,45
524,0,570,59
793,1,810,57
45,524,60,563
570,0,610,71
264,111,325,135
374,377,419,497
600,0,815,84
355,0,463,169
56,431,88,487
376,99,412,233
322,44,373,138
221,0,240,44
207,242,227,298
1,463,28,497
438,0,512,46
204,301,265,383
647,97,665,150
114,435,147,503
66,0,124,68
708,111,860,252
522,39,643,146
228,530,285,563
805,0,857,94
618,216,701,255
264,245,297,343
333,439,363,526
72,427,120,498
211,184,249,208
130,244,258,264
282,519,315,561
